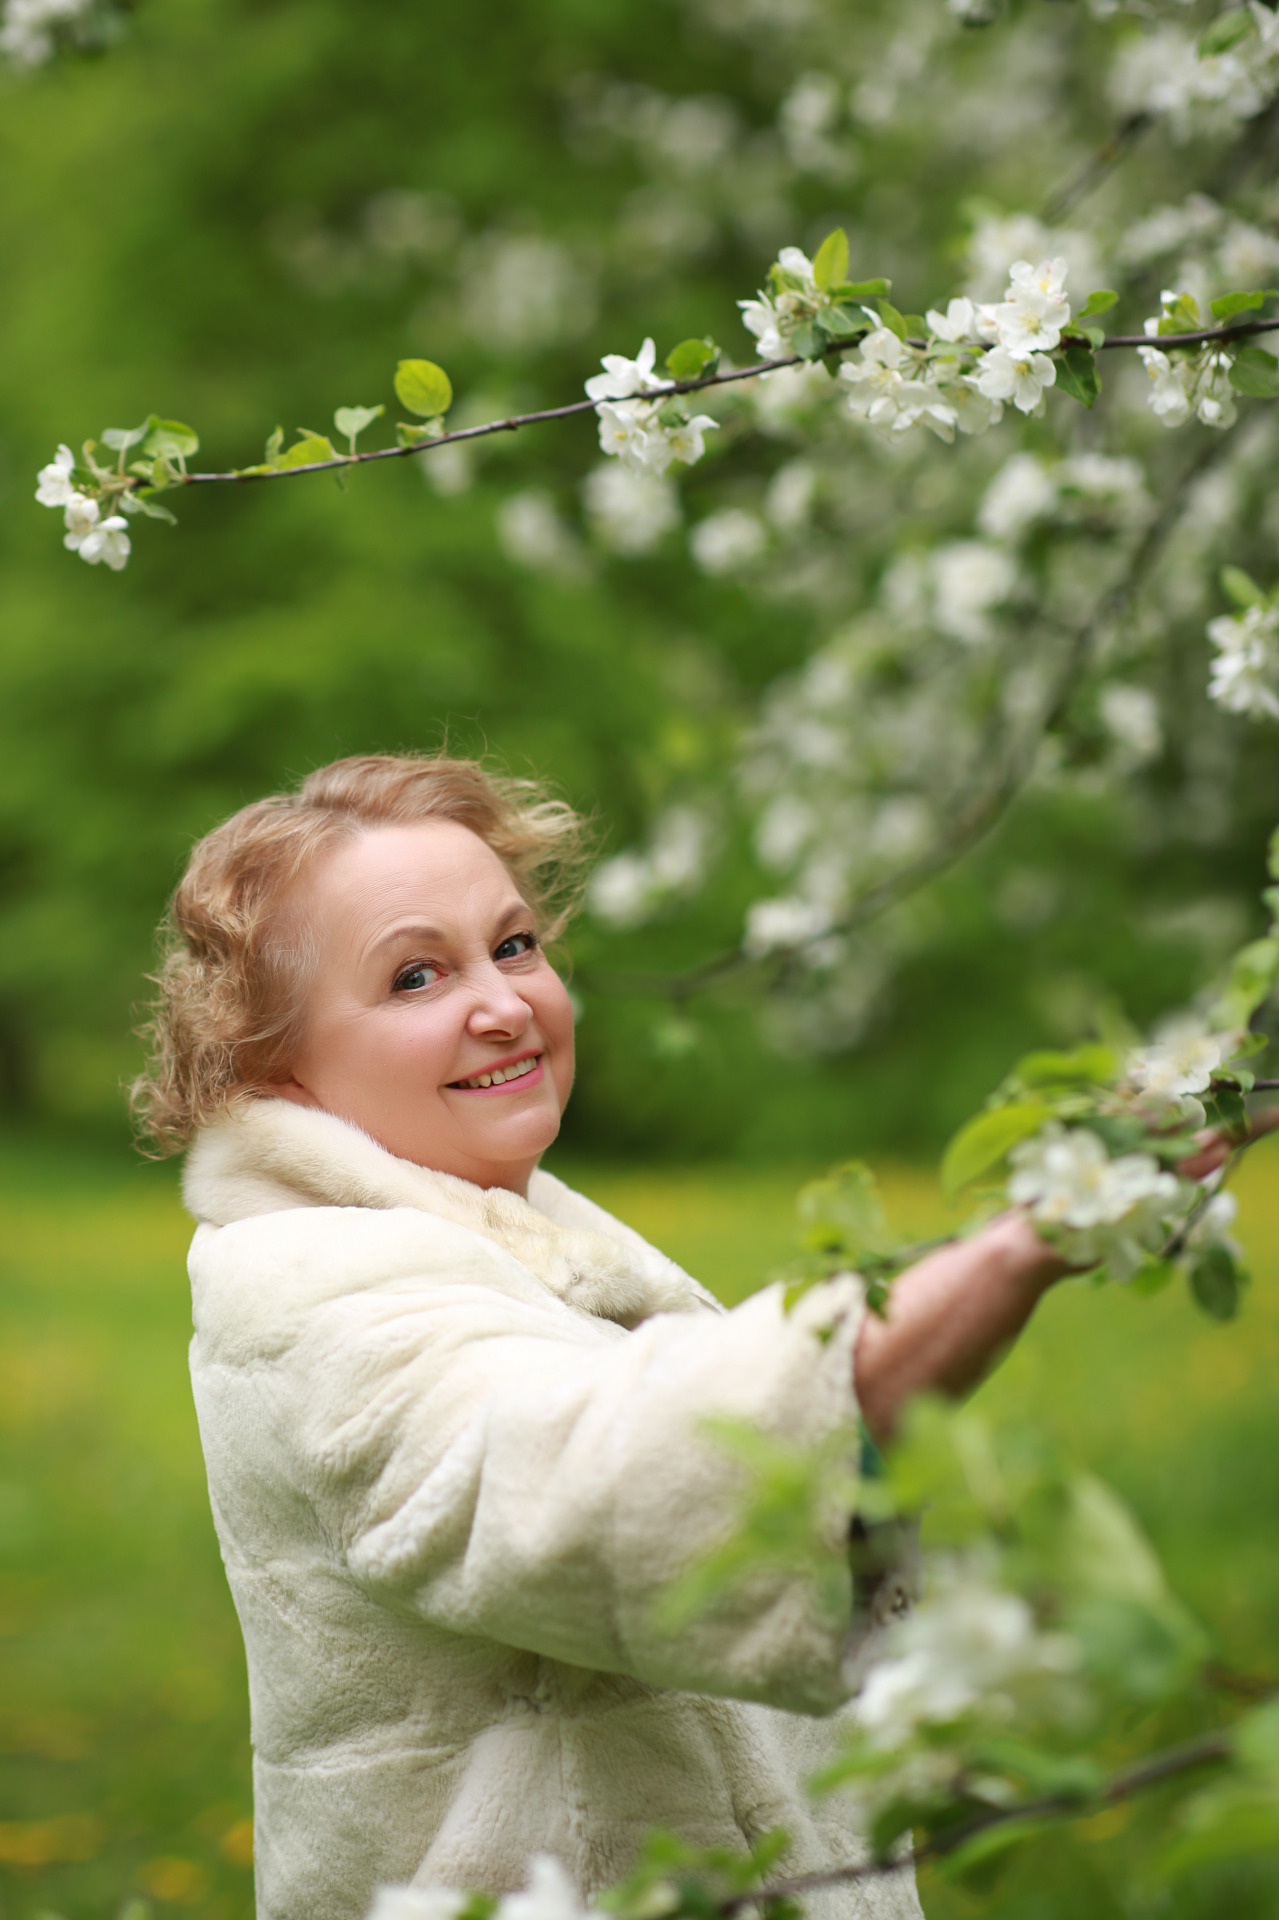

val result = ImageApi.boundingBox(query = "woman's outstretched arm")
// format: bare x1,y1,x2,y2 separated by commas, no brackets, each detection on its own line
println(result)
853,1213,1068,1444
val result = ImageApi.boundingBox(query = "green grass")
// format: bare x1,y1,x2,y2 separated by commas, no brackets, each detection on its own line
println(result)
2,1138,1278,1919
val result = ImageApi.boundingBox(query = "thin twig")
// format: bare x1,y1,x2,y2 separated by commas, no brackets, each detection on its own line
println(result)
1041,112,1153,227
720,1725,1236,1910
166,318,1279,487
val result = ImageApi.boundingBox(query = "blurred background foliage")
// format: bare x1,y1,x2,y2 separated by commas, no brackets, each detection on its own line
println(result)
3,0,1279,1160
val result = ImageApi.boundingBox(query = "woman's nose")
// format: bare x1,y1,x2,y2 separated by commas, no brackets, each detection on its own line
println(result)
463,963,533,1035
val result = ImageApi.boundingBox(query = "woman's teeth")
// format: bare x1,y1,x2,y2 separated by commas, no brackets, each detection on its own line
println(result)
453,1054,540,1090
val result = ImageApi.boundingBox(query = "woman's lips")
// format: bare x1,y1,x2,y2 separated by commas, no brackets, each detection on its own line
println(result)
447,1055,545,1096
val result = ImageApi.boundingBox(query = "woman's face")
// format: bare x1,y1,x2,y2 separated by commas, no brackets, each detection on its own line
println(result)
270,820,576,1193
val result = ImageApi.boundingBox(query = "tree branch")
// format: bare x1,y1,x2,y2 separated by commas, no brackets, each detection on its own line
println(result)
720,1724,1237,1910
165,319,1279,487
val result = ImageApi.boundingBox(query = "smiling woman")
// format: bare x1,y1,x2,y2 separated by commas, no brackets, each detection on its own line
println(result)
131,752,1069,1920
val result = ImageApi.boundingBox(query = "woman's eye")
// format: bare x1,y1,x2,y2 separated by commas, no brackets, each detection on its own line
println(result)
392,963,441,993
494,931,539,962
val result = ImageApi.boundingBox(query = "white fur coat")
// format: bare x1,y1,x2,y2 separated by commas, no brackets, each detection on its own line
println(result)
183,1100,921,1920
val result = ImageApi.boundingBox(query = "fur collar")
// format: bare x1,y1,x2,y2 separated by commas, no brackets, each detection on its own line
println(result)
183,1097,717,1329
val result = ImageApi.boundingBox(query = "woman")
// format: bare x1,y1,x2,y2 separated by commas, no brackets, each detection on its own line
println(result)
134,753,1072,1920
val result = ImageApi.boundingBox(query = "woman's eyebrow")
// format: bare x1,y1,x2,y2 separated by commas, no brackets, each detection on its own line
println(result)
367,904,533,958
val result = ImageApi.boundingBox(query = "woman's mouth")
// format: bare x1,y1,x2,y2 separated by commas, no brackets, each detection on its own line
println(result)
448,1052,543,1094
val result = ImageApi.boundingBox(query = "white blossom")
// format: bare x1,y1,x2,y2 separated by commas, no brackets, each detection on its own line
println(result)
739,247,820,361
978,454,1058,542
970,344,1056,415
744,894,831,955
991,257,1071,356
1110,25,1272,140
691,507,767,574
1206,603,1279,720
73,513,131,570
1008,1124,1182,1276
496,492,584,577
367,1889,467,1920
35,444,81,508
931,541,1015,645
926,297,979,344
840,328,949,433
1136,344,1193,425
62,494,101,550
585,337,666,403
1125,1022,1228,1116
594,400,654,470
582,463,680,555
664,411,718,465
589,806,713,927
1,0,93,67
496,1856,594,1920
854,1567,1078,1751
1100,684,1163,766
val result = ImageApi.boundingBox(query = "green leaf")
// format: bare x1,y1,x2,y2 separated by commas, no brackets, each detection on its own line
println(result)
665,337,717,380
1013,1044,1118,1089
273,433,337,469
1077,289,1118,321
1188,1244,1247,1322
1210,287,1267,321
333,403,385,446
875,298,906,341
941,1100,1052,1198
937,1815,1057,1885
140,415,199,461
1203,1081,1248,1139
119,491,178,524
394,358,453,418
819,304,867,339
1228,345,1279,398
396,420,442,447
102,422,150,453
796,1161,893,1262
812,227,849,292
1221,564,1267,609
788,322,822,359
1054,340,1101,407
1128,1258,1176,1296
1159,1786,1279,1879
1199,7,1255,56
835,278,891,300
1209,934,1279,1028
264,425,284,462
1158,292,1201,334
1236,1695,1279,1771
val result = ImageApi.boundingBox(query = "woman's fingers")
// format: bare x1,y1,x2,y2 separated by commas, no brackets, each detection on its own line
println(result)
1179,1104,1279,1181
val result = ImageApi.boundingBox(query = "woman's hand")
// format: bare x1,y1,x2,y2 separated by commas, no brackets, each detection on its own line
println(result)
852,1212,1068,1446
1176,1103,1279,1180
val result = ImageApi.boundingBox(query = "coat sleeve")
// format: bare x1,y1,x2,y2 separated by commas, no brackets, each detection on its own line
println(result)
260,1240,867,1715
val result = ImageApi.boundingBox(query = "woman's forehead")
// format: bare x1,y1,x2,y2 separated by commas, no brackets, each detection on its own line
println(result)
306,820,526,938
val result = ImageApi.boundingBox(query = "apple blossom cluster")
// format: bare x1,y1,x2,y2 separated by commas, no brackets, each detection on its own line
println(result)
34,446,131,570
739,247,1088,442
586,338,719,475
853,1561,1079,1751
1207,601,1279,719
1109,8,1279,143
1,0,96,67
1006,1124,1188,1279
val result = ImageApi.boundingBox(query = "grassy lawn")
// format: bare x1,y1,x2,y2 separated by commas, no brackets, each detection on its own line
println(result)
2,1136,1277,1919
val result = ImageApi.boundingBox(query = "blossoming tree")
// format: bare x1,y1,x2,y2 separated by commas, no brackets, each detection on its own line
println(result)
13,0,1279,1913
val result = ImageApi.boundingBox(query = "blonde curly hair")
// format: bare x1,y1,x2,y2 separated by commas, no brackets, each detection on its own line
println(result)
131,753,591,1155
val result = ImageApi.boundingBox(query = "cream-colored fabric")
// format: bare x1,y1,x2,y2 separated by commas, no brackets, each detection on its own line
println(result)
183,1100,921,1920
